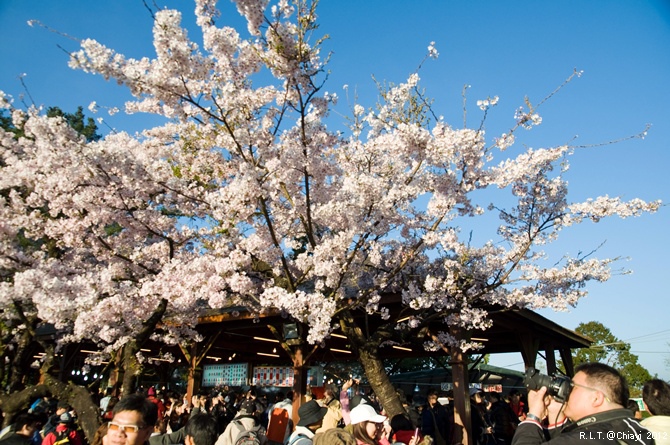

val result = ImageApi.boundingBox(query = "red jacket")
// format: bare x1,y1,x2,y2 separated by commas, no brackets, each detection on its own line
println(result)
42,425,83,445
393,430,423,445
148,396,166,419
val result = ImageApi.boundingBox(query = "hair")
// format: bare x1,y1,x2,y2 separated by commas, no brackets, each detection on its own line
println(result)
154,417,168,434
642,379,670,416
351,422,377,445
390,414,413,433
185,413,219,445
575,362,629,406
313,428,357,445
57,401,72,410
488,391,501,402
627,399,640,414
13,413,41,431
90,422,108,445
113,394,159,427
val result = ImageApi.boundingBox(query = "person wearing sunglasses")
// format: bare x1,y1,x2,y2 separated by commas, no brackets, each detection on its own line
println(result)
106,395,158,445
511,362,653,445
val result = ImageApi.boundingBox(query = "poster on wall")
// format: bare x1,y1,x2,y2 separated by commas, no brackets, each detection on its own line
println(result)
202,363,248,387
203,364,323,388
252,366,323,387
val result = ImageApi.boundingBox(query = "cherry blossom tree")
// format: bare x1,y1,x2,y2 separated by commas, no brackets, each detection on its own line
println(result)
0,0,662,429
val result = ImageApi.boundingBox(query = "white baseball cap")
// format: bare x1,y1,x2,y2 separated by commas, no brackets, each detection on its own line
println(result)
349,404,387,425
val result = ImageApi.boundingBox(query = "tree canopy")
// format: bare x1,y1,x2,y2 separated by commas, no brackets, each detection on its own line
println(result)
566,321,652,394
0,0,661,423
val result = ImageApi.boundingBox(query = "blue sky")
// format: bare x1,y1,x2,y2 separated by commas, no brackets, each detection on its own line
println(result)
1,1,669,379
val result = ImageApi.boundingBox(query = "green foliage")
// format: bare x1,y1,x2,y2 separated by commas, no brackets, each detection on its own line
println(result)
46,106,101,142
0,110,25,139
561,321,652,395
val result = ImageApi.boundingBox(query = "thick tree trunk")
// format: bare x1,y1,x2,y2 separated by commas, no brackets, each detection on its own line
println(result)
357,345,405,418
121,341,141,396
8,329,34,392
0,379,100,441
41,374,101,441
340,311,404,419
0,385,49,428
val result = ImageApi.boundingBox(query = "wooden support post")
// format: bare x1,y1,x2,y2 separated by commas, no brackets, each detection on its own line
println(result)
545,345,557,375
559,348,575,376
291,346,307,429
518,333,540,370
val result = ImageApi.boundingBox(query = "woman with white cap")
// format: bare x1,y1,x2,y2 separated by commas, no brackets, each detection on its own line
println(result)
350,404,416,445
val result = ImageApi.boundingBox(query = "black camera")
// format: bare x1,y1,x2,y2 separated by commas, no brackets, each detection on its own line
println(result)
523,368,572,402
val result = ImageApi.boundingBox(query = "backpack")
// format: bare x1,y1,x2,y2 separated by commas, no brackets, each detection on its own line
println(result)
286,434,309,445
266,407,289,445
53,430,71,445
233,420,264,445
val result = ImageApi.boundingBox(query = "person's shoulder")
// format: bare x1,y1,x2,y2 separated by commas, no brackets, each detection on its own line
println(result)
642,415,670,427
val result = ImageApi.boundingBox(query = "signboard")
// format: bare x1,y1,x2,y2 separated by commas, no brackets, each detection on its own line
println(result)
202,363,248,387
203,364,324,388
252,366,323,387
440,382,453,392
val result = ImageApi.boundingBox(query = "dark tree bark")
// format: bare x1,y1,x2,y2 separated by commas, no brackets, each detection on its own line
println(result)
340,311,405,419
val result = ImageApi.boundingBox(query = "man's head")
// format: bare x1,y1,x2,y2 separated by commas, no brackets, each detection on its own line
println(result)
107,394,158,445
564,362,628,421
509,389,521,402
13,413,41,438
236,399,257,417
59,412,74,426
427,389,439,407
297,400,328,431
56,401,71,416
184,413,218,445
642,379,670,416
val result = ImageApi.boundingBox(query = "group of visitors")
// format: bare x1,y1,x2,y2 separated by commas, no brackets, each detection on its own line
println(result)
0,398,84,445
3,362,670,445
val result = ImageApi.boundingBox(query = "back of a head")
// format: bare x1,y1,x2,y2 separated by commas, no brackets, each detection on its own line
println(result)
185,413,218,445
13,413,40,432
643,379,670,416
390,414,413,433
313,428,356,445
113,394,159,428
627,399,640,415
575,362,629,406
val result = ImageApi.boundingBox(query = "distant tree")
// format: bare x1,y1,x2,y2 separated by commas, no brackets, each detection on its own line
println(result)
1,107,99,142
561,321,652,395
46,106,101,142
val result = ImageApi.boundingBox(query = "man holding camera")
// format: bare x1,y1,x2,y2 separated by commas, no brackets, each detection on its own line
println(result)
511,362,652,445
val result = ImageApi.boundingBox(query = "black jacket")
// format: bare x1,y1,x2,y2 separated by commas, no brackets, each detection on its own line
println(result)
511,409,653,445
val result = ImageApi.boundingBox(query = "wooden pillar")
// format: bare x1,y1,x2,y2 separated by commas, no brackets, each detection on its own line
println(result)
545,346,557,375
518,333,539,370
559,348,575,376
291,346,307,428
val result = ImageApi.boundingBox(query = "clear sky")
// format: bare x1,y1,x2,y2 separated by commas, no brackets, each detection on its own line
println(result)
1,1,669,379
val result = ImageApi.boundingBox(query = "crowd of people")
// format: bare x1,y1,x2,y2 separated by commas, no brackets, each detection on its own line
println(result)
2,363,670,445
